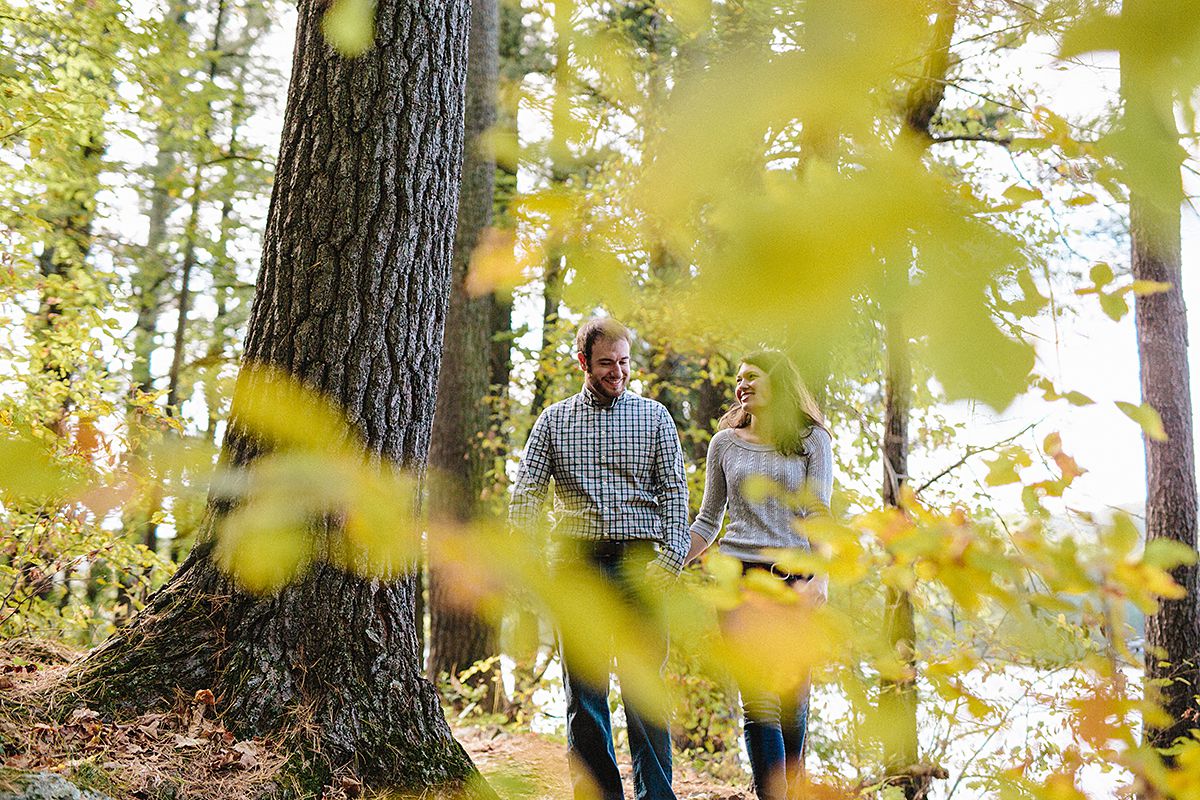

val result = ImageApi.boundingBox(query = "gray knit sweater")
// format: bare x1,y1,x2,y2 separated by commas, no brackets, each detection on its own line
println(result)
689,426,834,563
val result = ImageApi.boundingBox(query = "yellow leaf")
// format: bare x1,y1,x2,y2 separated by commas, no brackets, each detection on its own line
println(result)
0,435,75,501
322,0,376,58
230,365,353,452
1001,184,1043,206
216,510,314,594
465,228,529,297
1103,512,1140,558
1130,279,1172,296
1089,262,1115,289
984,448,1031,486
1116,400,1167,441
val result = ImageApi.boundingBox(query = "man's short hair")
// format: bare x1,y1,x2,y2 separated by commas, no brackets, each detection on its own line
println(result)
575,317,633,366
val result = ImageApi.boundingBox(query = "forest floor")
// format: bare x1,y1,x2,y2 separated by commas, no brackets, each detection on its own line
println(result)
454,724,746,800
0,639,748,800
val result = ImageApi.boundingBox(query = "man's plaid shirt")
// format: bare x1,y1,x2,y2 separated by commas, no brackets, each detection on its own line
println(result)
509,385,691,574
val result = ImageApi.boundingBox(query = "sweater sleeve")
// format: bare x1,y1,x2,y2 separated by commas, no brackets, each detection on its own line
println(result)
804,426,834,515
689,431,729,544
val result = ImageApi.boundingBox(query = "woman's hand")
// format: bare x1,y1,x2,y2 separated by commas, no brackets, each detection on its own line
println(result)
794,574,828,608
685,531,709,565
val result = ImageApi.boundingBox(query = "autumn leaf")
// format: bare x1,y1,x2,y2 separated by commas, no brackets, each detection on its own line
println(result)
322,0,376,57
1116,400,1167,441
984,448,1031,486
466,227,533,297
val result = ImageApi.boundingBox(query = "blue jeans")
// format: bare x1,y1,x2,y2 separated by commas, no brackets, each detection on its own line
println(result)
722,562,812,800
557,542,675,800
741,680,809,800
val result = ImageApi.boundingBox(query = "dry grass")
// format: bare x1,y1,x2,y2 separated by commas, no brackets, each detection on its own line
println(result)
0,639,290,800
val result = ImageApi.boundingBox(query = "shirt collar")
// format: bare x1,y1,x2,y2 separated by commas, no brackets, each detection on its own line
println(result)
580,383,628,409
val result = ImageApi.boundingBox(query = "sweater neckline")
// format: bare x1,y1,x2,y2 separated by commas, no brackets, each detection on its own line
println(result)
725,429,778,452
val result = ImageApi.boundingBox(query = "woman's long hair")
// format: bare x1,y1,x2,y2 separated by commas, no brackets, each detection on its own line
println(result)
717,350,827,456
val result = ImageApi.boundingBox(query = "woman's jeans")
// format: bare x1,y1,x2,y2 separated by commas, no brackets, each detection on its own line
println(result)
557,541,676,800
741,679,810,800
722,562,812,800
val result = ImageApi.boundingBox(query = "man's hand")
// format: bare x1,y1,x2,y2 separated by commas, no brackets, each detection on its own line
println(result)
643,560,677,596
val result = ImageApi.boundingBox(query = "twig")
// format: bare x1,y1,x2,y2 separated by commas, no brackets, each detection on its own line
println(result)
915,419,1042,494
929,132,1013,146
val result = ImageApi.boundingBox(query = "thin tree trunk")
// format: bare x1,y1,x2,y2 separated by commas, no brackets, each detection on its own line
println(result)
69,0,492,793
880,304,919,794
880,3,959,797
166,0,230,415
691,362,725,463
427,0,505,710
1122,0,1200,754
530,0,572,414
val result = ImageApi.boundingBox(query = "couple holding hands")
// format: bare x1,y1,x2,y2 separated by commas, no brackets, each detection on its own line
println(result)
509,317,833,800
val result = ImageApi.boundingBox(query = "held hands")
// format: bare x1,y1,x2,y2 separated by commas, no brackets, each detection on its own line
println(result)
793,574,828,608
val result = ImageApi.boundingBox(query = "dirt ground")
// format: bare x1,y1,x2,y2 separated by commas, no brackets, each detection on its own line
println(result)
454,724,749,800
0,639,749,800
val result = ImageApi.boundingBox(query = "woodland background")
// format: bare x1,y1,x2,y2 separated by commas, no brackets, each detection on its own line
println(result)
2,0,1200,798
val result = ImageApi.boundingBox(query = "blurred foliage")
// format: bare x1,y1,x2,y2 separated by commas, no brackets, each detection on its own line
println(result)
4,0,1200,797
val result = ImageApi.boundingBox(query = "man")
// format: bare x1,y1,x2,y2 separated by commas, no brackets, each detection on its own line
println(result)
509,317,689,800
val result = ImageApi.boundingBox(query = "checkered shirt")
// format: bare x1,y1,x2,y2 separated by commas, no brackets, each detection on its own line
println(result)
509,385,690,574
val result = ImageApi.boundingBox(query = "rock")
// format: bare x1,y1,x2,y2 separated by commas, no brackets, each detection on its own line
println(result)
0,772,115,800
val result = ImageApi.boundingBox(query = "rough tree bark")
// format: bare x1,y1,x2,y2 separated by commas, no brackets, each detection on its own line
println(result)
1122,0,1200,754
427,0,505,709
69,1,493,794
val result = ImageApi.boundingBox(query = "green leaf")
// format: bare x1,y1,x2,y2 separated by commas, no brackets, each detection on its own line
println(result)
1000,184,1043,207
1143,539,1199,570
1098,290,1129,321
1089,262,1115,289
322,0,376,58
984,448,1031,486
1116,400,1168,441
1104,512,1140,558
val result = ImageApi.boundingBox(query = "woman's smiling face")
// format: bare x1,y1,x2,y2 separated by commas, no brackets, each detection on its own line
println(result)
735,362,771,413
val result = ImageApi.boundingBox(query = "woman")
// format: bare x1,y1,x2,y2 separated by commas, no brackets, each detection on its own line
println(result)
687,350,833,800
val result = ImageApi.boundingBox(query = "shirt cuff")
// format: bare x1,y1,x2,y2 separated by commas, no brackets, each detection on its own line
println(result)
652,549,684,576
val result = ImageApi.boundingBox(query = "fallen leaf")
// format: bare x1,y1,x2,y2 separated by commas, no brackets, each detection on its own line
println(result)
69,708,100,723
233,740,259,768
340,775,364,797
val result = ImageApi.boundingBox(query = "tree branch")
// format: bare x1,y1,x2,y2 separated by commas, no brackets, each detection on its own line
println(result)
915,419,1041,495
929,132,1013,146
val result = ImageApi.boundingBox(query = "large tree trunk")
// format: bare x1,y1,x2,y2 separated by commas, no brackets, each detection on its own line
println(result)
69,1,491,794
1122,0,1200,754
427,0,505,710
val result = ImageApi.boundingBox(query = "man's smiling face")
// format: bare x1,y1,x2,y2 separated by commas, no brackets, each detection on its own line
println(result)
580,336,631,402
